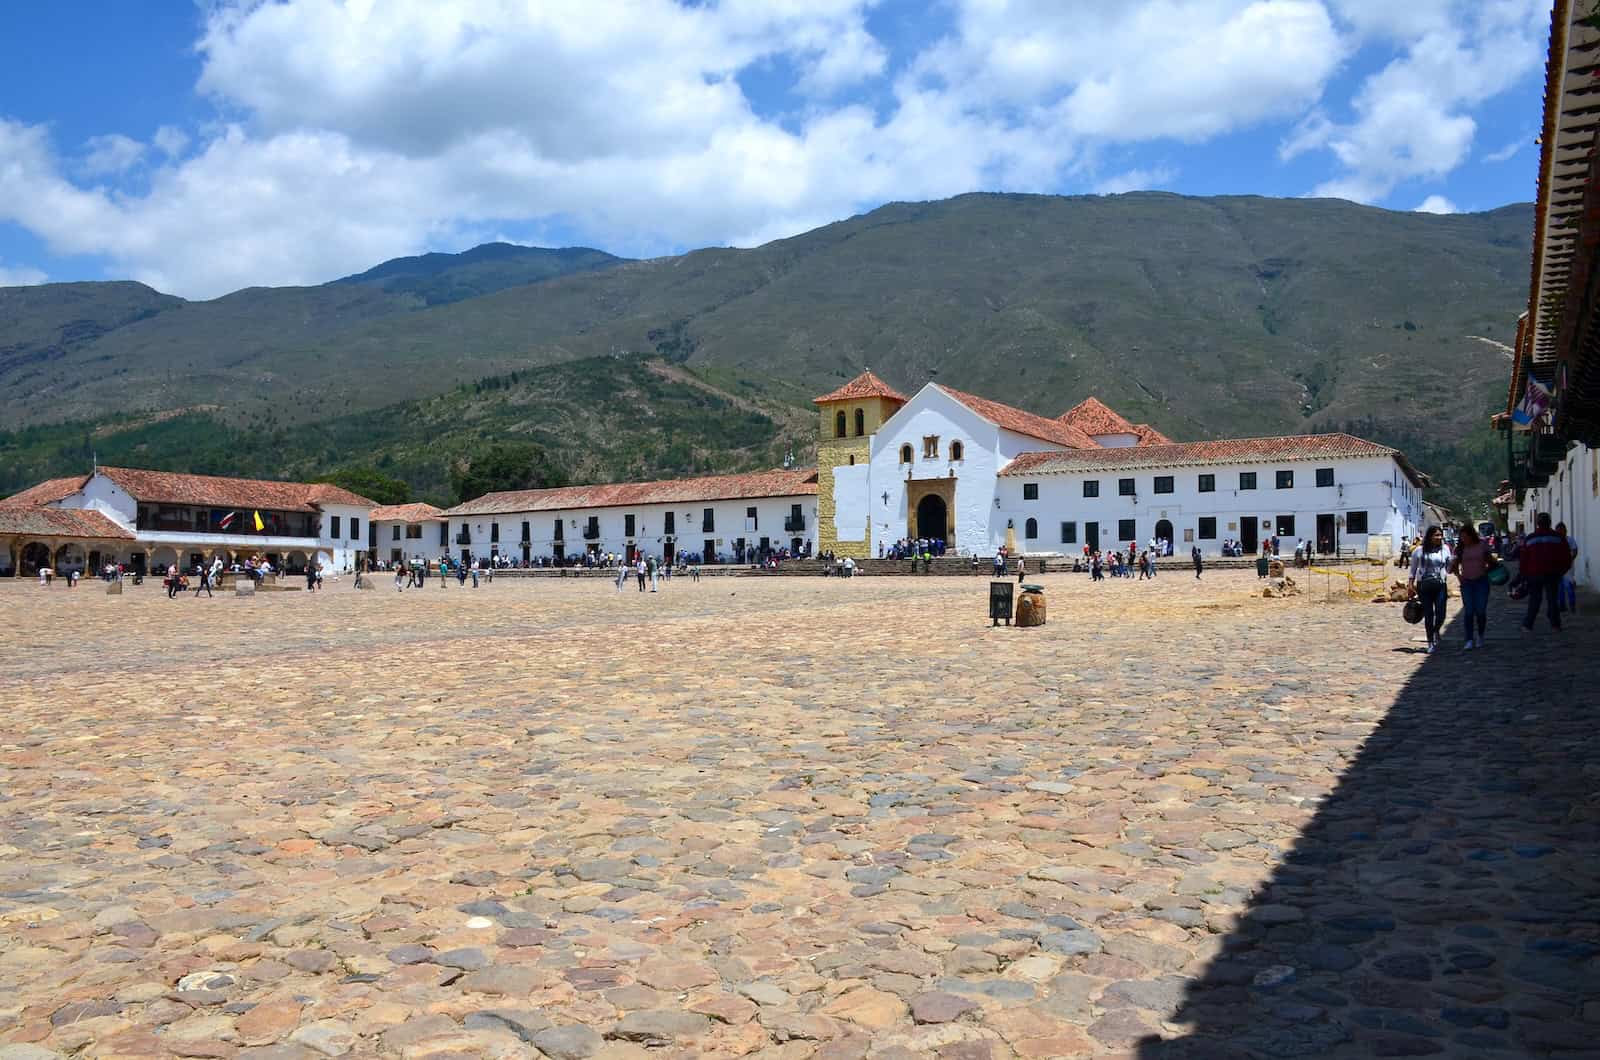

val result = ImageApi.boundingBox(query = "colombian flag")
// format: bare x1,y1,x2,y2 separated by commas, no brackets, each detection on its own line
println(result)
253,510,264,532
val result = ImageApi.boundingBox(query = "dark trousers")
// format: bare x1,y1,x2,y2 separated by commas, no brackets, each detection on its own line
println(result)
1523,574,1563,630
1417,580,1447,642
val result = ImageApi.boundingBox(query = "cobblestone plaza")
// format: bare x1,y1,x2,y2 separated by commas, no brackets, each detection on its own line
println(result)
1,572,1593,1058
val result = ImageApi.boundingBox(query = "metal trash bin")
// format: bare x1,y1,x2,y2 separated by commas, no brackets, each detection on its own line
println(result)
989,580,1014,626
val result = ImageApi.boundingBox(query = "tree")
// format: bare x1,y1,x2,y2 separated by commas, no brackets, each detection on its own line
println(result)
450,443,567,504
317,467,412,506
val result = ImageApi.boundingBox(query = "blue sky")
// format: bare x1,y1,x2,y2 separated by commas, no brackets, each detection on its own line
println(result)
0,1,1553,297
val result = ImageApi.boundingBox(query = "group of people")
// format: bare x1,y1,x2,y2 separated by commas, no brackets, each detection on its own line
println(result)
881,538,947,560
1405,513,1578,654
613,552,698,591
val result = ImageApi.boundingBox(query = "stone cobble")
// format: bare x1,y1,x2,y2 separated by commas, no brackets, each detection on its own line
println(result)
0,571,1593,1058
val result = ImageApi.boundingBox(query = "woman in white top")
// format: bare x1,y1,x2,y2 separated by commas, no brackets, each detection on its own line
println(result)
1408,525,1453,654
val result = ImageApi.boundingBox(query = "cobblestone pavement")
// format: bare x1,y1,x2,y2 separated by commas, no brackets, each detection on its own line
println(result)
1,571,1594,1059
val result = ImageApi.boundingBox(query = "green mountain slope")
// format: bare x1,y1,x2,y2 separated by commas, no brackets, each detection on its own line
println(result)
0,193,1532,512
0,356,805,506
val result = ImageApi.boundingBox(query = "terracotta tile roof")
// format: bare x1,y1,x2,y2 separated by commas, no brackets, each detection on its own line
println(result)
446,468,819,517
1132,423,1173,446
97,467,375,512
369,502,446,523
0,476,89,508
936,386,1100,449
814,370,908,405
1058,397,1137,437
0,506,134,540
1000,432,1426,485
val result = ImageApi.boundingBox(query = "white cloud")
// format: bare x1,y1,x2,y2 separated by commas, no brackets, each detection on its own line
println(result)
0,0,1544,296
0,260,48,287
1414,194,1458,214
1295,0,1548,203
1483,135,1527,163
1094,166,1177,195
80,133,146,177
153,125,190,158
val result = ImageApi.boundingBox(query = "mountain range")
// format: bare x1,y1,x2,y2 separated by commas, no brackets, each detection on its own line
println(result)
0,192,1530,512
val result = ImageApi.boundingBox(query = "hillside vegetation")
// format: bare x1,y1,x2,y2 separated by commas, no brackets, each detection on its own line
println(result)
0,193,1531,512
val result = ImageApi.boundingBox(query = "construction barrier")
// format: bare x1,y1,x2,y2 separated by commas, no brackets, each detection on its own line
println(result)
1310,562,1391,599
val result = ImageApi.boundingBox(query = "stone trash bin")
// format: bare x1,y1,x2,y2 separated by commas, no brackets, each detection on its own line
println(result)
1016,583,1046,627
106,580,122,595
236,579,256,597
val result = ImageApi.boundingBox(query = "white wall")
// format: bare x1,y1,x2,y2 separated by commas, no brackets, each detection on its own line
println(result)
374,519,448,562
1514,441,1599,589
65,474,136,525
317,504,372,571
867,388,1009,556
448,495,817,562
997,455,1417,557
832,464,869,542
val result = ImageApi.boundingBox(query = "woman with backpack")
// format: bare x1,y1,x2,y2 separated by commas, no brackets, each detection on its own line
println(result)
1408,525,1453,654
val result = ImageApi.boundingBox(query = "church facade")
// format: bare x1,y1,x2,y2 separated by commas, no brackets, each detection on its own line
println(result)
814,371,1428,559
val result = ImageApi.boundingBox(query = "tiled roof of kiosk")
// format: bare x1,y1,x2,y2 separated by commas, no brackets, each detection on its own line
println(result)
0,476,88,508
97,467,376,512
1058,397,1136,437
1001,433,1425,483
369,502,446,523
936,386,1100,449
0,506,134,540
446,468,819,516
813,370,907,404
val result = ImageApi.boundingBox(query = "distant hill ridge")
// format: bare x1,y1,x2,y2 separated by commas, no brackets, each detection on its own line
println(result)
0,192,1534,511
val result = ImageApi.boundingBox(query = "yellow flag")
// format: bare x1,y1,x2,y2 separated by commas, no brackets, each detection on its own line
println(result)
253,510,264,531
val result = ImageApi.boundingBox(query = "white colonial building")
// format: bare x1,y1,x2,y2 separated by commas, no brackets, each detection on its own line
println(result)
369,503,449,566
442,468,818,565
814,371,1427,559
0,467,374,577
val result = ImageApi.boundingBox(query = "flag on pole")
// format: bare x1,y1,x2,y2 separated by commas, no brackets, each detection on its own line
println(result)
1511,378,1551,428
218,511,237,530
253,510,265,531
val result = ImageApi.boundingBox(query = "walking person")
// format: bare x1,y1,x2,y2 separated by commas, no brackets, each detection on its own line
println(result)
1015,555,1026,583
1451,524,1491,650
1557,521,1579,615
194,561,214,598
1407,525,1453,654
616,560,628,591
1518,512,1573,633
1191,544,1203,579
635,555,647,592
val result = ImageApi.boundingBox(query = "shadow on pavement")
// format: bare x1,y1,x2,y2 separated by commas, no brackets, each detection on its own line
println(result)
1140,587,1600,1058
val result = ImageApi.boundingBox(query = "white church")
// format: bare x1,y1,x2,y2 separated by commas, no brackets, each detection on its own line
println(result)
814,371,1428,560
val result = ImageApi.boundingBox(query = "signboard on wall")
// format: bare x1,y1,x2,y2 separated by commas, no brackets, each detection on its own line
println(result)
1183,528,1194,542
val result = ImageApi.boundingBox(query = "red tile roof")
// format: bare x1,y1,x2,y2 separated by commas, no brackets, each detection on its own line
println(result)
936,386,1100,449
0,476,89,508
0,506,134,540
1000,433,1426,485
369,502,446,523
1132,423,1173,446
97,467,375,512
1058,397,1137,437
446,468,819,517
814,370,908,405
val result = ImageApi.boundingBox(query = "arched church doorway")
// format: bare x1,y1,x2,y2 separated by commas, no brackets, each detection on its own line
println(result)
916,494,948,542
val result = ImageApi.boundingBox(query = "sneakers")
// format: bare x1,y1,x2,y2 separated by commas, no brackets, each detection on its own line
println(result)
1462,639,1475,652
1425,641,1437,655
